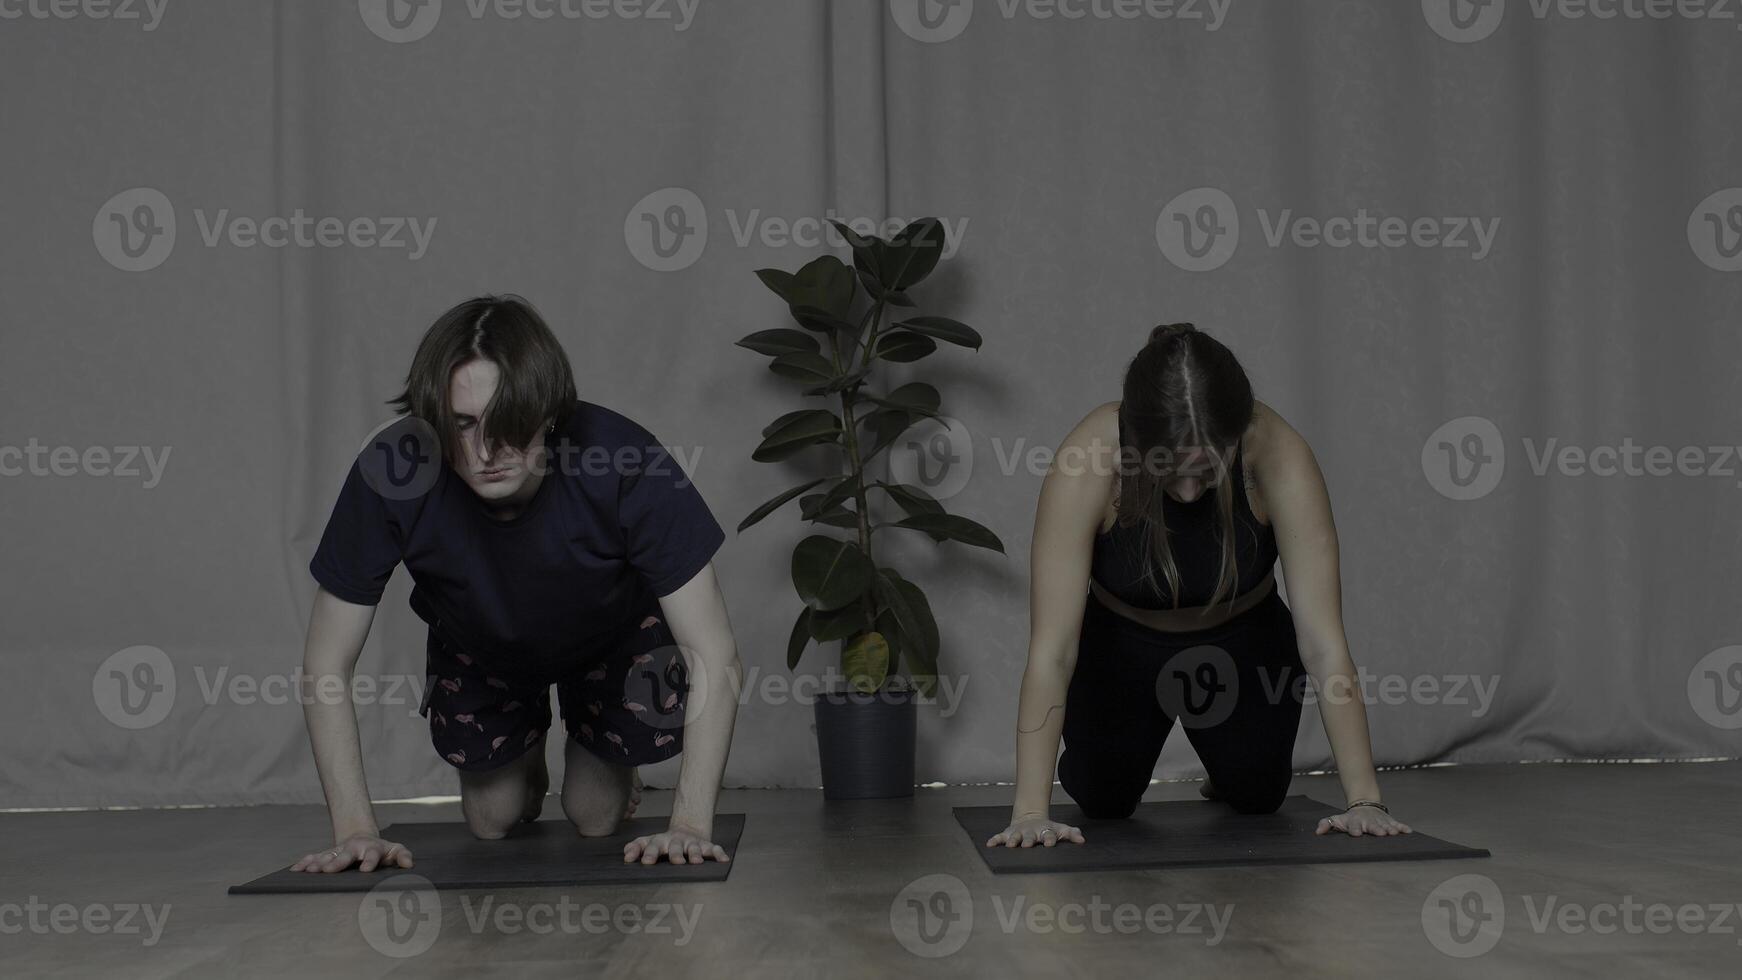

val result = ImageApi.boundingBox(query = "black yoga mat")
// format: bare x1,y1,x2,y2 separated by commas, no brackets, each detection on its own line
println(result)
955,796,1488,874
230,814,746,894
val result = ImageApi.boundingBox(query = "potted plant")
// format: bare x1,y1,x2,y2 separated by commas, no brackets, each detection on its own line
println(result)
735,218,1003,800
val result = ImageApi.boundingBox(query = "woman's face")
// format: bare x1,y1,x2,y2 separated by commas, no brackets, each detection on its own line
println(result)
1160,445,1227,504
448,357,548,506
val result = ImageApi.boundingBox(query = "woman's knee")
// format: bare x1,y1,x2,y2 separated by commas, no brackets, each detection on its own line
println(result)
1059,750,1149,820
1217,772,1292,815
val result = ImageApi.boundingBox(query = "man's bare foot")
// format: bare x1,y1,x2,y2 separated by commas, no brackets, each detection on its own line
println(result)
521,747,550,822
1199,778,1220,801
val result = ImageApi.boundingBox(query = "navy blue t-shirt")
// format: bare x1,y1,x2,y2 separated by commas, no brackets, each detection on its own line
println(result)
309,400,725,680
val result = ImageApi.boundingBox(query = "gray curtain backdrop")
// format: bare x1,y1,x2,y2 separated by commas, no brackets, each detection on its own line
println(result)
3,0,1739,808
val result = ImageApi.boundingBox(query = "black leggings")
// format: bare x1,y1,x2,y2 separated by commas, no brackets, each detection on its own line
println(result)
1059,585,1307,819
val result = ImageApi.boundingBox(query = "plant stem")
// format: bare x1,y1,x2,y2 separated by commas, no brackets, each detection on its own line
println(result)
838,296,887,643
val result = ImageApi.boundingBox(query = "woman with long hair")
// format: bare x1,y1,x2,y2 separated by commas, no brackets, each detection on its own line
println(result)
989,322,1411,848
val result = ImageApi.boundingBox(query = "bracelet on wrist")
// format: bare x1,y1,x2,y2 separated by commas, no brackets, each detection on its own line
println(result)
1345,800,1389,814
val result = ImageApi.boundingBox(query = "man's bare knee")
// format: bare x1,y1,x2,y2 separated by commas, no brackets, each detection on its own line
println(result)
464,810,518,840
562,795,623,837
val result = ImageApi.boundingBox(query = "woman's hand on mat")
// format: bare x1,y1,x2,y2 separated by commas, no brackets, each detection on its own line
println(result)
986,814,1085,848
290,833,415,873
1315,804,1412,838
623,822,730,865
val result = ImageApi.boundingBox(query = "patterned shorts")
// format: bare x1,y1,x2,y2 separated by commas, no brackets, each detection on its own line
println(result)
418,613,689,772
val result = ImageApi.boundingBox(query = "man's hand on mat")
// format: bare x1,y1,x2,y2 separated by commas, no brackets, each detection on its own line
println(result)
623,822,730,865
986,814,1085,848
290,833,415,873
1315,805,1412,838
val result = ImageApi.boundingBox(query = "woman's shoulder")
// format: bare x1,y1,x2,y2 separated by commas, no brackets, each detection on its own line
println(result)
1245,399,1315,478
1058,401,1123,474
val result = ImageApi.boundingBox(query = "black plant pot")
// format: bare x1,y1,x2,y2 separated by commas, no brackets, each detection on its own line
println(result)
814,685,917,800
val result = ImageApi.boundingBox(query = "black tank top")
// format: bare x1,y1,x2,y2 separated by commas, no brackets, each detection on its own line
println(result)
1090,434,1278,610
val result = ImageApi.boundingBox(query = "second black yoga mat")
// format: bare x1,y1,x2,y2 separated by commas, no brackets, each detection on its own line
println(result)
954,796,1488,874
229,813,746,894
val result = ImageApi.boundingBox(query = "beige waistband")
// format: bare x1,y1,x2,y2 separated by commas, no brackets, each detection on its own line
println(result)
1088,568,1277,634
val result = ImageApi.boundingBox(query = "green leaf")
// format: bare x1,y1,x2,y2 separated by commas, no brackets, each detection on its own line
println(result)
739,477,829,533
802,475,860,519
762,409,816,438
842,631,890,694
873,606,903,676
874,569,939,682
891,316,981,351
803,367,870,397
754,268,803,304
788,305,854,336
769,352,839,386
791,535,875,611
879,483,946,520
881,218,947,291
872,330,937,364
757,257,856,319
787,607,813,669
797,255,857,319
860,409,915,461
831,220,885,284
868,382,941,418
798,495,860,530
752,411,842,462
738,329,821,357
890,513,1005,553
809,602,871,643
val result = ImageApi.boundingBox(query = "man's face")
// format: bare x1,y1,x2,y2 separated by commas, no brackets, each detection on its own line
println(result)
448,357,548,505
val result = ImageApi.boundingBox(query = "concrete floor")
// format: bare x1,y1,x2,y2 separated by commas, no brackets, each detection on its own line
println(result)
2,761,1738,979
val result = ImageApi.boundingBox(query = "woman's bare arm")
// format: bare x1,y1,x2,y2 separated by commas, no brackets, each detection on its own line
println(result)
1258,406,1410,836
994,405,1119,844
